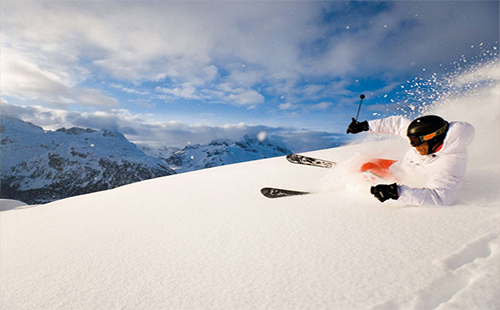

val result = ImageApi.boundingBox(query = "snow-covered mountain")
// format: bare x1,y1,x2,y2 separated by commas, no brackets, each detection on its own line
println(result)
0,116,175,204
139,145,181,160
1,116,297,204
148,136,292,173
1,117,293,204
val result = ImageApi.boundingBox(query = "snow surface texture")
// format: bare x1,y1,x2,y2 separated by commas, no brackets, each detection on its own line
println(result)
1,62,499,309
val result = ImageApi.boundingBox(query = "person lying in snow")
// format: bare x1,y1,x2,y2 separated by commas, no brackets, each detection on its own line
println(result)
346,115,475,206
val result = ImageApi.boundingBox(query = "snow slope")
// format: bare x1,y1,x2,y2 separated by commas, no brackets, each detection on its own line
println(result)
1,62,499,309
1,142,498,309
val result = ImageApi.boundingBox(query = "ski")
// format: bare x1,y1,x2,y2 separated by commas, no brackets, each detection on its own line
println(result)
286,154,336,168
261,187,310,198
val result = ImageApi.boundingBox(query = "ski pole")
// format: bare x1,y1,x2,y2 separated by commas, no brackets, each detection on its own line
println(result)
355,94,365,121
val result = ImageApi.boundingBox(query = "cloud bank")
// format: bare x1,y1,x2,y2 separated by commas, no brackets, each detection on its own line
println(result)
0,101,347,152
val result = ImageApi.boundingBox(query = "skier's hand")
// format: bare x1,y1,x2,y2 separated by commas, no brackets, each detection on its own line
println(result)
346,118,369,134
370,183,399,202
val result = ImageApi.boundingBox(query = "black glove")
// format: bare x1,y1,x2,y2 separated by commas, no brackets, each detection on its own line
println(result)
346,118,369,134
370,183,399,203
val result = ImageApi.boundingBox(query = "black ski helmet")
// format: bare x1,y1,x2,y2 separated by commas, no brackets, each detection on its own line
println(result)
407,115,449,149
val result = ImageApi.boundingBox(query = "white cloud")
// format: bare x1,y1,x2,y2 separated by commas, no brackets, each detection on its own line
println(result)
309,102,332,111
157,84,201,100
278,103,298,110
1,101,348,152
74,88,119,108
226,89,265,106
109,84,150,96
0,48,118,108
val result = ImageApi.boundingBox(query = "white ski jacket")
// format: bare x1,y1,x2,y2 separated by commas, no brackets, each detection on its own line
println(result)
368,116,475,206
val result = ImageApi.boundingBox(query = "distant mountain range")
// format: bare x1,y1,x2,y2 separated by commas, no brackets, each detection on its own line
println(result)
0,117,292,204
150,136,291,174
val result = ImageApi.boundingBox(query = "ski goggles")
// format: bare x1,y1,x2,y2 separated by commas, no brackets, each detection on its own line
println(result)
408,135,429,147
408,124,449,147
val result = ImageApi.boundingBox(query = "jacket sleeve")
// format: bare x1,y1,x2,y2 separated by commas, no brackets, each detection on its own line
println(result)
397,152,468,206
368,116,412,139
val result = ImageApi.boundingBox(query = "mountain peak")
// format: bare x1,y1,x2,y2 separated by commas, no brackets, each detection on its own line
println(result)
56,127,98,135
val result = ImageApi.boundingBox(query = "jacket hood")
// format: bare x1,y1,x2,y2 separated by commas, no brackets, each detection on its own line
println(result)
438,122,475,155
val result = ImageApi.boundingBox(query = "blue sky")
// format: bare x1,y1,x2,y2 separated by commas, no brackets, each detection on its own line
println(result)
1,1,498,150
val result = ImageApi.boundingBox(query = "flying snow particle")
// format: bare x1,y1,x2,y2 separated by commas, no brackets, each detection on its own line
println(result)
257,131,267,142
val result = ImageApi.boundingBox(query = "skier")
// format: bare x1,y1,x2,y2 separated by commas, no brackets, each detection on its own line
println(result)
346,115,475,206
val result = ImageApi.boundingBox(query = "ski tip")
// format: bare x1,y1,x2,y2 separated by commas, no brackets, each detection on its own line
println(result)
260,187,276,198
260,187,310,199
260,187,271,195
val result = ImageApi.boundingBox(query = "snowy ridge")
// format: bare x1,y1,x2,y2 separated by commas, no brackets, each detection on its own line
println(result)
161,135,291,173
0,116,175,204
139,145,181,161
